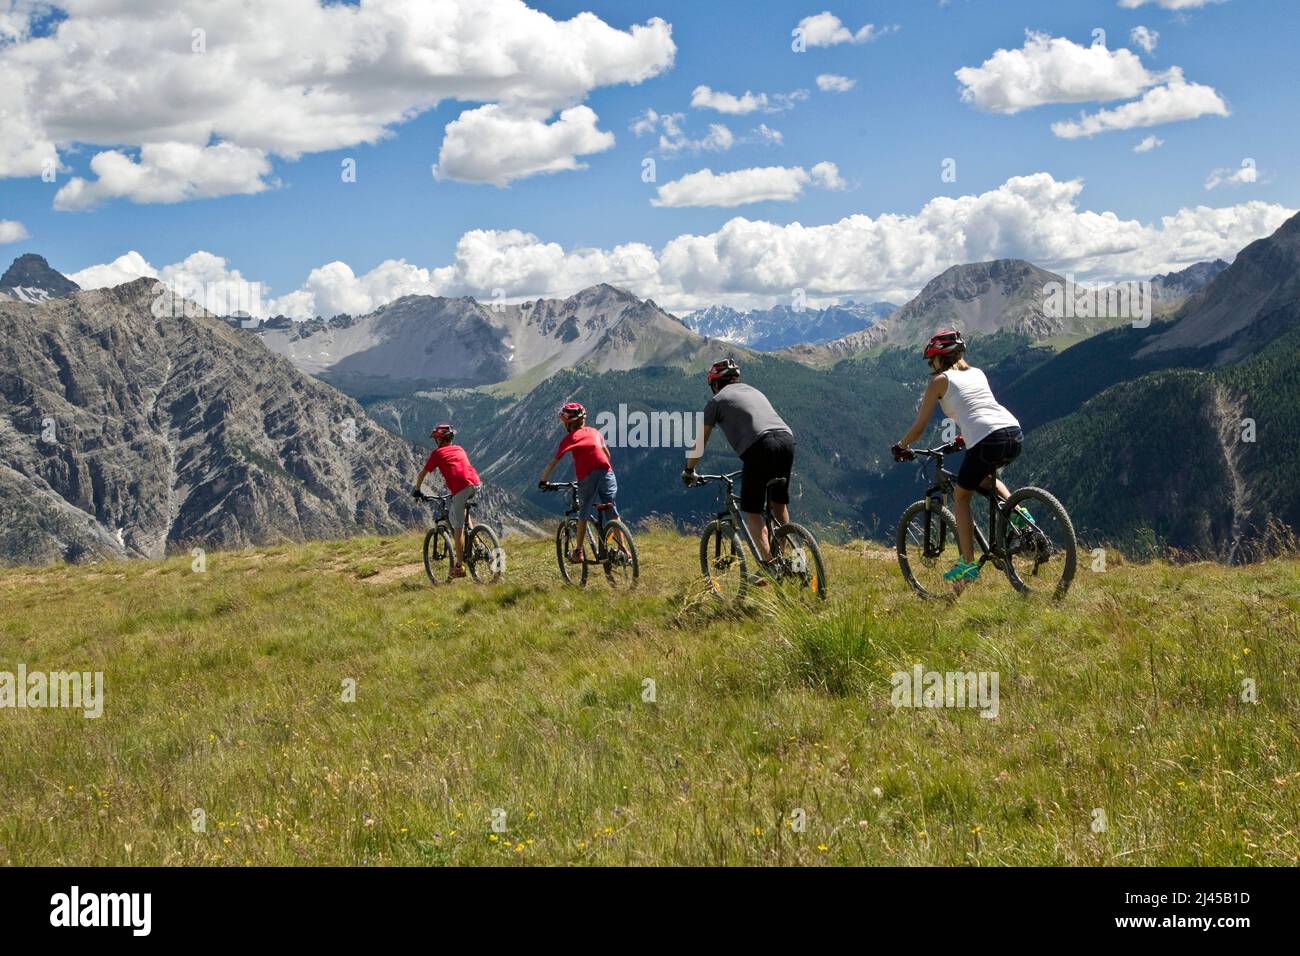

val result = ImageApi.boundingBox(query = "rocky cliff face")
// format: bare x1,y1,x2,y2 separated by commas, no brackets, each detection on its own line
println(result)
0,279,497,565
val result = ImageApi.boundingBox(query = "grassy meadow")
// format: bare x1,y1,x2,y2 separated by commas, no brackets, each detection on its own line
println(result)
1,527,1298,866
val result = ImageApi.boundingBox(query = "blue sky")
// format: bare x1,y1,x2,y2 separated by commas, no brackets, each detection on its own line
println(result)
1,0,1296,315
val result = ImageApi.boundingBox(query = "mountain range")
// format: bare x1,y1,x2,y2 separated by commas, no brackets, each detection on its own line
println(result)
254,284,721,395
0,253,81,304
679,300,897,351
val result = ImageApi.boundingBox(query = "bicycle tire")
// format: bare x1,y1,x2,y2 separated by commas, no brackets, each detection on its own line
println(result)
601,519,639,589
771,522,828,601
466,525,504,584
422,526,455,585
896,499,961,600
1000,486,1077,600
699,519,747,602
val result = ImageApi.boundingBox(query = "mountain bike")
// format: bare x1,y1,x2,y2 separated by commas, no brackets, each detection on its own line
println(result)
414,491,504,585
686,470,827,604
893,438,1076,599
540,481,638,588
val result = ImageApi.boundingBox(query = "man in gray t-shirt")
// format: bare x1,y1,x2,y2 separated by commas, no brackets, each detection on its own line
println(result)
684,359,795,562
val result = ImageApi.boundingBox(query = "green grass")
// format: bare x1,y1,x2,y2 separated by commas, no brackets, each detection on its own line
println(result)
1,531,1297,866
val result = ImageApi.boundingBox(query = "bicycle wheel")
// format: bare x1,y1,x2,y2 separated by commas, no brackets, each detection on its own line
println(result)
556,519,598,586
770,522,828,603
1000,487,1077,599
466,525,504,584
600,519,639,589
422,526,455,585
699,519,747,602
896,500,961,599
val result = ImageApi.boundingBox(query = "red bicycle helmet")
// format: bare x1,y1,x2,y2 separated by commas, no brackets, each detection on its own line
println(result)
559,402,586,422
707,358,741,385
924,330,966,359
430,423,456,441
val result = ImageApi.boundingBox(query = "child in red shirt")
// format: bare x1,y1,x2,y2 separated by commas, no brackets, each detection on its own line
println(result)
413,423,481,578
537,402,617,563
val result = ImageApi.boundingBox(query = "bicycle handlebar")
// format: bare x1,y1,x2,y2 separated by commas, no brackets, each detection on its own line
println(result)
894,436,964,462
539,481,578,492
684,470,742,488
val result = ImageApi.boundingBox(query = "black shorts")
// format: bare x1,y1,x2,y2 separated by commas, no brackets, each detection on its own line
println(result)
739,431,795,514
956,426,1022,491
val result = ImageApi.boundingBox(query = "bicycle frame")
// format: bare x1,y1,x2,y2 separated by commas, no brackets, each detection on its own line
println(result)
915,451,1005,563
693,470,780,564
547,482,614,557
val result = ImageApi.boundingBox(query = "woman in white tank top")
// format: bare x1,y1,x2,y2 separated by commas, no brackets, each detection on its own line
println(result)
892,331,1024,583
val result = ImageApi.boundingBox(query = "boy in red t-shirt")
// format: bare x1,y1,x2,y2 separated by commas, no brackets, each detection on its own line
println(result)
537,402,617,563
412,423,482,578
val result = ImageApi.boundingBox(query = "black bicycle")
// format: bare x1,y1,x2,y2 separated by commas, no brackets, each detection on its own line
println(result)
540,481,638,588
414,491,504,585
686,471,827,604
894,438,1076,599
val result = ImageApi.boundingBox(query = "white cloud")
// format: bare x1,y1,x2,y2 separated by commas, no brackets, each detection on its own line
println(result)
1129,26,1159,53
70,174,1293,314
68,251,159,290
432,105,615,186
690,85,807,115
956,31,1159,113
1134,135,1164,152
1051,72,1228,138
816,74,857,93
651,162,845,208
0,0,675,194
0,219,28,243
794,13,893,47
1120,1,1226,9
1205,161,1259,191
53,143,274,210
753,124,784,146
631,110,735,155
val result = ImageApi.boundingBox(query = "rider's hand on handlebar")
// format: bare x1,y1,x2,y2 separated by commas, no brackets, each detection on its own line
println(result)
681,468,697,487
891,443,914,463
537,479,550,491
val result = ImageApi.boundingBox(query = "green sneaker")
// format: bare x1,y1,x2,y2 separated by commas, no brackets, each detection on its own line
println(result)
1009,506,1035,530
943,560,980,582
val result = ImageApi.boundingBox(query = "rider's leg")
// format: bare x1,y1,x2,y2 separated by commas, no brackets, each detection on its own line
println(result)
980,474,1011,502
574,517,589,559
953,484,976,563
452,525,465,566
770,502,790,526
744,511,772,562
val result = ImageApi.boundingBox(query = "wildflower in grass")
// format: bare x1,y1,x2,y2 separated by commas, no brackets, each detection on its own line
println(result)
489,834,498,842
753,826,763,836
817,844,828,852
603,826,613,835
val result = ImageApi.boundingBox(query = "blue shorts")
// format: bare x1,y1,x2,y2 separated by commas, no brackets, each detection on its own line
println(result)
577,469,617,521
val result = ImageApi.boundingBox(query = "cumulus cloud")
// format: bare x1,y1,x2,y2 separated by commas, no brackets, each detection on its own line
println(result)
959,31,1227,137
1134,135,1164,152
1051,72,1229,138
631,110,735,155
0,219,28,243
432,105,615,186
651,162,845,208
1205,161,1259,191
690,85,807,115
53,143,274,210
1129,26,1159,54
956,31,1159,113
816,74,856,93
0,0,675,195
71,174,1293,314
794,13,893,47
